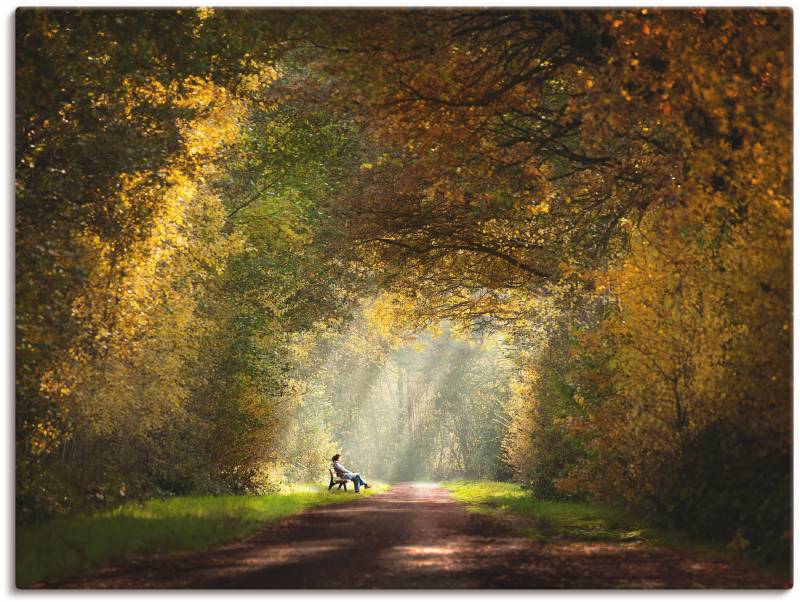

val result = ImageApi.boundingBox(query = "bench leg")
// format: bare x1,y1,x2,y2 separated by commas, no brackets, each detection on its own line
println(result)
328,480,335,491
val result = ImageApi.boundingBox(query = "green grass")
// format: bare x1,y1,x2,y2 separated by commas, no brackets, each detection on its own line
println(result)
16,482,388,588
442,480,706,548
443,480,636,542
444,481,790,580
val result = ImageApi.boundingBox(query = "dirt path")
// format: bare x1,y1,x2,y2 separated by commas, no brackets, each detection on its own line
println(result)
52,483,787,589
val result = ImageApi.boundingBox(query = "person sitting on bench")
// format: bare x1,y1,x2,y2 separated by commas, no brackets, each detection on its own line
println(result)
332,454,371,493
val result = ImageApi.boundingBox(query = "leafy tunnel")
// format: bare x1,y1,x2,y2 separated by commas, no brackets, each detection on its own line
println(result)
16,8,791,563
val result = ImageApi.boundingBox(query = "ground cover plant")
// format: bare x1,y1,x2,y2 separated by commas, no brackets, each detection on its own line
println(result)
17,483,387,587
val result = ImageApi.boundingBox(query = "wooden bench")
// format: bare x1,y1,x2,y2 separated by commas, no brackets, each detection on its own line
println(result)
328,468,351,492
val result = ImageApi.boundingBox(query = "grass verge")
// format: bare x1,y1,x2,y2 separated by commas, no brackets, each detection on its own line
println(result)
442,480,788,577
17,482,388,588
443,480,657,543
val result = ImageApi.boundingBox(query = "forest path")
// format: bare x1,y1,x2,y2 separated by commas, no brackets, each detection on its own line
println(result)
56,483,785,589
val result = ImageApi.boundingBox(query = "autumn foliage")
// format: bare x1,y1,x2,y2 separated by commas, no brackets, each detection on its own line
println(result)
16,8,791,563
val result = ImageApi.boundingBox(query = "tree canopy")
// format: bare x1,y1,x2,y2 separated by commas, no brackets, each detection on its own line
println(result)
16,8,791,564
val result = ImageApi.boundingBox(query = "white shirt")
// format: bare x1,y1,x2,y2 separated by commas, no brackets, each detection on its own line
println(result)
333,460,355,478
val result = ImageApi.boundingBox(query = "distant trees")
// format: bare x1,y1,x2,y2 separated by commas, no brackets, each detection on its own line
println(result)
288,310,512,482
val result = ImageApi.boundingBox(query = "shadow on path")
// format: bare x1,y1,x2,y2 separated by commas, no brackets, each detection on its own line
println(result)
53,483,787,589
